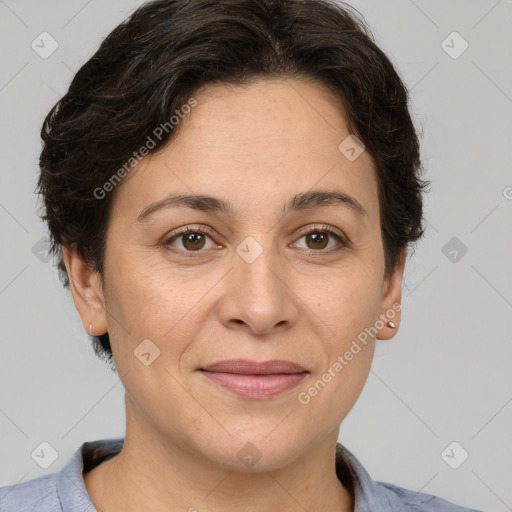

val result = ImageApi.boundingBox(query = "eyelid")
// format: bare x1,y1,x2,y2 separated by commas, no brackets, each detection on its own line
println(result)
294,223,347,242
163,225,220,249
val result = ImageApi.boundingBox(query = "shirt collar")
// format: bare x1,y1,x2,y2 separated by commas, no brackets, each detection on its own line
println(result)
336,443,403,511
57,438,124,511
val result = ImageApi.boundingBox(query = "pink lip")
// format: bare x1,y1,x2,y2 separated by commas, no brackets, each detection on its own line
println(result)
201,359,307,374
199,359,309,399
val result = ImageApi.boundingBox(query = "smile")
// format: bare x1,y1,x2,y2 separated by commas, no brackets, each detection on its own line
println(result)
198,359,309,399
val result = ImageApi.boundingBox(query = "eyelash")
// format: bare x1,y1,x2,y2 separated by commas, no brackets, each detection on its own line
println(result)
163,224,349,258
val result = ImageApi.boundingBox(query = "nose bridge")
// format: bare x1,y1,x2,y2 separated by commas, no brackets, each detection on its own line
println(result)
217,233,299,334
235,233,286,302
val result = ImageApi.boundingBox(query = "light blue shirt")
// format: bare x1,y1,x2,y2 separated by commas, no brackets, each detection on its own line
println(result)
0,438,483,511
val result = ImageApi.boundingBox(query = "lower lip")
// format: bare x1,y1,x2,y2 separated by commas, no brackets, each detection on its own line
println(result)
199,371,308,399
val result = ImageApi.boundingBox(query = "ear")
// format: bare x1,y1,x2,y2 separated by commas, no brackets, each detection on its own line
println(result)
376,247,406,340
62,246,108,336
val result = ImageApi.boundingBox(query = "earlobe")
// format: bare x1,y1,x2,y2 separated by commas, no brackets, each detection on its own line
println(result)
376,247,406,340
62,246,108,336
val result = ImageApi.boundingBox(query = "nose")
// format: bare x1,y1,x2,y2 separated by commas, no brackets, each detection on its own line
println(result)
216,240,301,337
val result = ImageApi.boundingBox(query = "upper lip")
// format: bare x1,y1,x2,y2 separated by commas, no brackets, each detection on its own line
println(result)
200,359,308,374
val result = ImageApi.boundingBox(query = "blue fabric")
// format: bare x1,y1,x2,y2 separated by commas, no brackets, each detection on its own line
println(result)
0,438,483,511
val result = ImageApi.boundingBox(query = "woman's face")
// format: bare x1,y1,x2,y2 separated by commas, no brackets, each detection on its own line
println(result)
70,78,404,470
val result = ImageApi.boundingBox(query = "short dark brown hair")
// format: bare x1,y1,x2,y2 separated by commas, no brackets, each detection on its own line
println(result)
37,0,430,367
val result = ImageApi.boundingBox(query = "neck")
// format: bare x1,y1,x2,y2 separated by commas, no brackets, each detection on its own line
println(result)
83,399,354,512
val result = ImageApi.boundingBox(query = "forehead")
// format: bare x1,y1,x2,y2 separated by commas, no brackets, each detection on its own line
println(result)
185,77,350,145
111,78,379,224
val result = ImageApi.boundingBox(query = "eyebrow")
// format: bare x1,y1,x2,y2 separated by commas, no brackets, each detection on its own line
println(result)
136,189,367,223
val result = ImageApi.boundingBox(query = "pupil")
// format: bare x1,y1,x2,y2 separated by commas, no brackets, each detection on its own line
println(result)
184,233,205,250
309,232,327,249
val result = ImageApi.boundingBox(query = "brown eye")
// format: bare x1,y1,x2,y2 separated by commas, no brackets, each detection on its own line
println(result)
305,231,329,250
181,232,206,251
164,227,217,255
292,226,348,254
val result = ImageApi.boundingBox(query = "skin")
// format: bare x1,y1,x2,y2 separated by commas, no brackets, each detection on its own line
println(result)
64,77,405,512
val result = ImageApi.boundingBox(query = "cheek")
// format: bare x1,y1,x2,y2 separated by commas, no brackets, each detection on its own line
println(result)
106,250,182,330
303,263,383,345
103,251,223,370
296,313,376,434
295,264,381,407
122,364,214,447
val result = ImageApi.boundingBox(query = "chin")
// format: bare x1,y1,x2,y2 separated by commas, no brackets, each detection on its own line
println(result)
197,428,304,473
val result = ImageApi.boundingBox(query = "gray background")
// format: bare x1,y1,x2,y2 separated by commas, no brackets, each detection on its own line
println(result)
1,0,511,510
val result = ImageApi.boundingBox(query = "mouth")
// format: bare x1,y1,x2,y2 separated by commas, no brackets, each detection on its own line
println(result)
198,359,309,400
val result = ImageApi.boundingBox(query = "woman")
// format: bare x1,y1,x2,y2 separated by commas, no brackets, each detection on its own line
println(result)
0,0,484,510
